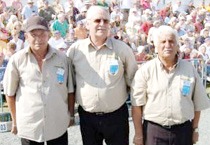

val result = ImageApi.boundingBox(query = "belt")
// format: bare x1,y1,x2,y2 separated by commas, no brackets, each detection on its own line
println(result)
145,120,191,130
79,103,127,116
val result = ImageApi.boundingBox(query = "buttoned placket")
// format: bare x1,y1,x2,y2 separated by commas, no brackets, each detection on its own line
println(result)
164,68,176,125
39,58,48,142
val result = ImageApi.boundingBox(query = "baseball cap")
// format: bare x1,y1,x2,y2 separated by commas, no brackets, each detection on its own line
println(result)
24,16,49,32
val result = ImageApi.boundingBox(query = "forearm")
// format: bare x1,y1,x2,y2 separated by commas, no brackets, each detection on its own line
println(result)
132,106,143,136
5,95,16,125
68,92,75,117
192,111,200,129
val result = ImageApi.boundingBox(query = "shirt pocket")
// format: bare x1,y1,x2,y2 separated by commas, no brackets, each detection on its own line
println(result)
179,76,195,98
104,59,124,86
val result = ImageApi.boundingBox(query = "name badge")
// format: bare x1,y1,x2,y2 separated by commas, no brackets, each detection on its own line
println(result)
181,80,191,96
109,60,119,75
56,68,65,84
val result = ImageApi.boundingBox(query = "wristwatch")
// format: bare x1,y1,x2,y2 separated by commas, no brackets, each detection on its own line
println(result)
193,127,199,132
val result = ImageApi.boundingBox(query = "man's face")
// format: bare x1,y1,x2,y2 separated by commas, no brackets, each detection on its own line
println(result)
157,32,178,60
86,9,110,40
28,3,33,7
25,29,50,51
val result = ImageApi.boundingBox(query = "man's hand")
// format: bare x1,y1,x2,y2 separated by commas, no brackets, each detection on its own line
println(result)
192,131,199,144
68,116,75,127
133,134,144,145
11,125,18,135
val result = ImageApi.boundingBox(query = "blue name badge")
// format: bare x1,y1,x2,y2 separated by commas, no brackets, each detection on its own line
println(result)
109,60,119,75
56,68,65,84
181,80,191,96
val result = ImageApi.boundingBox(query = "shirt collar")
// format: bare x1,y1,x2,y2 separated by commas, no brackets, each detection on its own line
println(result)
87,37,113,50
25,45,57,59
157,56,180,71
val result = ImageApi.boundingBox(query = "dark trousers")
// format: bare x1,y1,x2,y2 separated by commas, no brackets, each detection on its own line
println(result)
78,103,129,145
143,120,193,145
21,131,68,145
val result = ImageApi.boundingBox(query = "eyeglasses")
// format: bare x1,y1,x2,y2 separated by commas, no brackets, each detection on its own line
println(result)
93,19,109,24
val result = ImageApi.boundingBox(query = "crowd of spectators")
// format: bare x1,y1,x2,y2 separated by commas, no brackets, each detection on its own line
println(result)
2,0,210,76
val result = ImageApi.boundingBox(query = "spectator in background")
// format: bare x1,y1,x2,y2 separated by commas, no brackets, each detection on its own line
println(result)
140,0,151,10
110,0,118,12
52,0,64,15
6,14,18,32
147,19,161,46
168,17,177,29
0,0,6,14
76,6,87,22
174,23,186,37
194,17,204,34
21,0,38,20
181,29,196,47
37,0,45,11
51,13,69,38
90,0,97,6
0,7,13,28
64,0,74,13
110,6,123,22
12,0,23,20
39,0,55,23
131,25,210,145
0,42,16,67
10,21,25,42
140,17,153,35
196,28,210,48
65,0,79,22
203,37,210,58
9,31,23,52
97,0,109,8
48,30,65,49
184,15,195,32
74,21,87,40
0,24,9,51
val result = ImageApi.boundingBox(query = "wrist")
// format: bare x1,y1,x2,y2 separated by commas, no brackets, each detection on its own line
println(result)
193,127,199,132
70,116,75,120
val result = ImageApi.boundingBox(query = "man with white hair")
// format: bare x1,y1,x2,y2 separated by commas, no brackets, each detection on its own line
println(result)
131,25,210,145
67,5,138,145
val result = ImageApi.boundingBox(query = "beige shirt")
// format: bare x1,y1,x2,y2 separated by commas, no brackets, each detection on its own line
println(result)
131,57,210,126
67,38,138,113
3,46,74,142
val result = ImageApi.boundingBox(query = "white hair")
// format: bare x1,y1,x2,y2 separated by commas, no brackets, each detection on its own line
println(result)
153,25,179,47
86,6,110,20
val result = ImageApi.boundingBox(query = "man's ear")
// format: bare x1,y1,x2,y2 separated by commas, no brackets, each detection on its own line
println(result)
85,21,90,30
24,32,28,40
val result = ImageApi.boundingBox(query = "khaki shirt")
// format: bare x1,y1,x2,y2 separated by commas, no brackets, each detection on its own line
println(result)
131,57,210,126
67,38,138,113
3,46,74,142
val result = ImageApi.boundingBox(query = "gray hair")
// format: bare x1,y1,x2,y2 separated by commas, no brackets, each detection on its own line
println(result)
153,25,179,47
86,6,110,20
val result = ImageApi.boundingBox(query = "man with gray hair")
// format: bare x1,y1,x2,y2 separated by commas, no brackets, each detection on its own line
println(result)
67,5,138,145
131,25,210,145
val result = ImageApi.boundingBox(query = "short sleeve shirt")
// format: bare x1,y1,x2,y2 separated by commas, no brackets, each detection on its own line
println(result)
131,57,210,126
67,38,138,113
3,46,74,142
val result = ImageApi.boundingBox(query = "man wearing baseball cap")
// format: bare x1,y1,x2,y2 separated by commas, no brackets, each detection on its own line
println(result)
3,16,74,145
